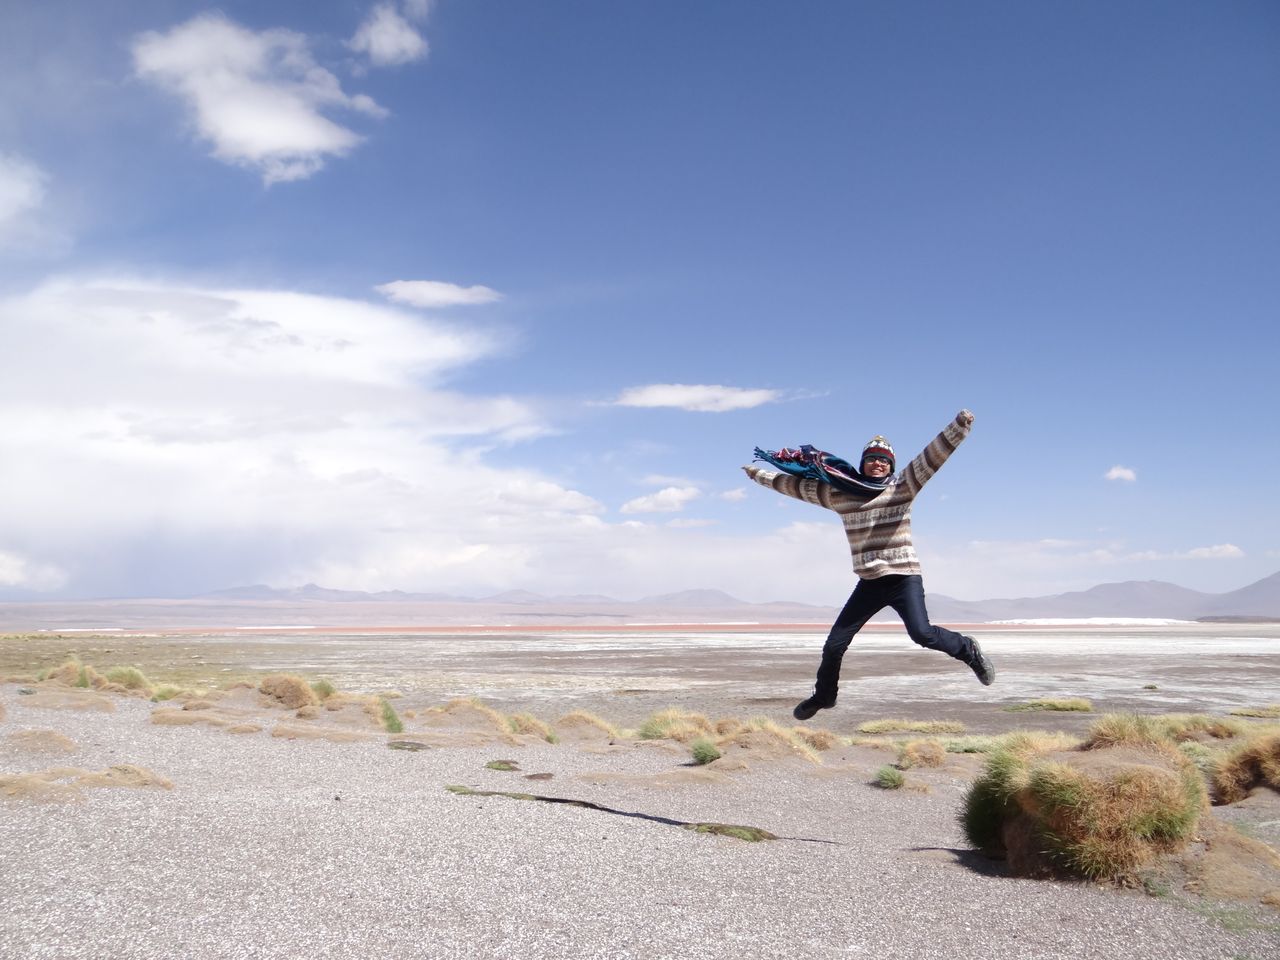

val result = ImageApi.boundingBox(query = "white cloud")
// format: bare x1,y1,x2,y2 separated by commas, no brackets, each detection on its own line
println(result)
720,488,748,502
402,0,435,20
1105,465,1137,482
0,153,47,236
376,280,502,308
349,4,428,67
0,275,583,597
666,518,716,529
615,383,782,413
619,486,701,514
133,13,387,184
1183,544,1244,560
0,549,66,591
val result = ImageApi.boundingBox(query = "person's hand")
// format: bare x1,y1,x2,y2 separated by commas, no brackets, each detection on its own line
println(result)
957,409,974,428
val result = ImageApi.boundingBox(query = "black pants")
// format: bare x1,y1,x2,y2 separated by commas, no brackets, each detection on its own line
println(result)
813,574,974,702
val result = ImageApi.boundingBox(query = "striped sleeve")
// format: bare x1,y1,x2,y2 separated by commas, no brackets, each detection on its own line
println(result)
897,411,972,495
746,467,834,509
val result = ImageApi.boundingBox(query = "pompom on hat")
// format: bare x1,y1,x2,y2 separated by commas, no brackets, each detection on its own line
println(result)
861,435,895,473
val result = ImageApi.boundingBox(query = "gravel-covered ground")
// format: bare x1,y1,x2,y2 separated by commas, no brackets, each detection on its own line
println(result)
2,683,1278,960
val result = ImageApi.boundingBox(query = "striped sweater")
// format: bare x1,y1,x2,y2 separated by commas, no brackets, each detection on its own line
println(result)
747,411,973,580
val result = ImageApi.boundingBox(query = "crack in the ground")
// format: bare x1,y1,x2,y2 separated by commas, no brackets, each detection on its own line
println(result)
445,784,840,844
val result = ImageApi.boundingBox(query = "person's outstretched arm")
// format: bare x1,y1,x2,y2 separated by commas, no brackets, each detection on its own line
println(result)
896,409,974,495
741,464,837,509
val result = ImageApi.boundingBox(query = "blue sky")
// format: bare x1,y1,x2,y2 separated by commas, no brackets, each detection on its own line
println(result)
1,1,1277,603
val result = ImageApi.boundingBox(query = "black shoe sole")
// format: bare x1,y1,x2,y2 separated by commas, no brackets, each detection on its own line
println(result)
793,699,835,721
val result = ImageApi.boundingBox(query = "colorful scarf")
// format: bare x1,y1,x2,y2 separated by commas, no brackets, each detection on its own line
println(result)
752,444,889,494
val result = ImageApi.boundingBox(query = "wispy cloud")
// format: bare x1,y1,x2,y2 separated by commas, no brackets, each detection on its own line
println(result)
133,13,386,184
720,488,748,502
619,486,701,514
376,280,502,308
0,153,47,239
1182,544,1244,560
349,3,429,67
615,383,782,413
1105,465,1137,482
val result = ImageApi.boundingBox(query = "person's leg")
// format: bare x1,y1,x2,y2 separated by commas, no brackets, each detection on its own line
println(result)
888,575,996,684
794,579,887,719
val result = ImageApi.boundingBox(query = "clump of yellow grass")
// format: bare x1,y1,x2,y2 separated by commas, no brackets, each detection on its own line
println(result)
792,726,838,752
508,713,559,744
962,714,1207,881
1229,704,1280,719
897,739,946,769
858,718,965,735
555,710,619,740
715,717,822,764
1154,713,1243,742
258,675,318,710
1004,698,1092,713
1211,733,1280,805
424,697,511,734
636,708,715,743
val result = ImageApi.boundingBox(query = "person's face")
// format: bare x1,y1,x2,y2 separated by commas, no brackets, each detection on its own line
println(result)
862,456,892,478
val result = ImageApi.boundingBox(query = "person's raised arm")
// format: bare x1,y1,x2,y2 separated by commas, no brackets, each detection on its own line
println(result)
742,464,833,508
896,410,974,495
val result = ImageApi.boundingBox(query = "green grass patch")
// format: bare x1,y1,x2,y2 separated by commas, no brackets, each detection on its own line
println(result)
310,679,336,700
690,737,722,765
685,823,777,842
485,759,520,771
1004,698,1092,713
379,697,403,734
150,685,182,702
873,766,905,789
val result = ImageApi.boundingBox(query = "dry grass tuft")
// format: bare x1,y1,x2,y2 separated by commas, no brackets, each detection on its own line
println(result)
508,713,559,743
1230,704,1280,719
425,697,511,733
43,659,104,689
1211,733,1280,805
716,717,821,764
792,726,838,751
859,718,966,735
555,710,619,739
714,718,746,737
637,708,715,743
310,679,336,701
104,666,152,694
258,674,319,710
1081,713,1170,751
1005,698,1092,713
897,739,946,769
1156,714,1243,742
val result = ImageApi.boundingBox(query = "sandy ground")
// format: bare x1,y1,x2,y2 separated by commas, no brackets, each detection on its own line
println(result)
2,643,1279,960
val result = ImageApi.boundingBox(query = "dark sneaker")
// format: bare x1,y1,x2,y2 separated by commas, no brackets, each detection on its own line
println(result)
793,695,836,721
967,638,996,686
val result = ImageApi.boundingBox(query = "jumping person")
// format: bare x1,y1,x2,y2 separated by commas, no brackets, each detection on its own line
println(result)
744,409,995,722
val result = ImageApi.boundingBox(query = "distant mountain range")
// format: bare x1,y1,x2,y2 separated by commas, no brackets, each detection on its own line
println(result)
1,573,1276,631
199,572,1280,622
